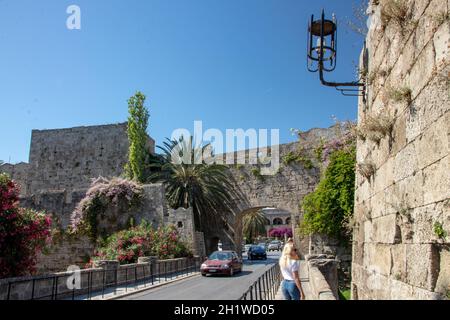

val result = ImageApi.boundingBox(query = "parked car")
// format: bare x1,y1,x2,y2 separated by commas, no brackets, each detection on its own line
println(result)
200,251,243,276
248,245,267,260
267,240,282,251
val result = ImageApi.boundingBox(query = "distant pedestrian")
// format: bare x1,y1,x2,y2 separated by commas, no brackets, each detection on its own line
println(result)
279,242,305,300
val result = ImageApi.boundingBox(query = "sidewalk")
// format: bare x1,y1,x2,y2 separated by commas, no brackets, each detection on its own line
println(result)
72,271,200,300
275,261,312,300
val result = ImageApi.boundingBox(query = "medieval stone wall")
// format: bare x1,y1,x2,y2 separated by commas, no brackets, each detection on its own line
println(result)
352,0,449,300
32,183,169,273
204,126,343,255
0,122,155,196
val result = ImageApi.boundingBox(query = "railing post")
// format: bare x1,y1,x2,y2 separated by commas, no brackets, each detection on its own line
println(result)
52,276,57,300
6,282,11,301
31,279,36,300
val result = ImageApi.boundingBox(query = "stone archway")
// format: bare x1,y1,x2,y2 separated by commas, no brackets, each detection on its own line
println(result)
206,236,221,254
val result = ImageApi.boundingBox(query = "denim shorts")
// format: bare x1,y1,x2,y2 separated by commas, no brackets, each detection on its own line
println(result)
281,280,300,300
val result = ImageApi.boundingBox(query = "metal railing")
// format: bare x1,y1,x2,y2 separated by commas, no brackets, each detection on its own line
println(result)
239,263,281,300
3,257,201,300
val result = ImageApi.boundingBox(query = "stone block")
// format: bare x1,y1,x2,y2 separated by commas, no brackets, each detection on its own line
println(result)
389,278,414,300
393,142,418,181
363,243,392,276
415,114,449,170
405,243,440,291
390,171,424,209
435,249,450,296
407,41,437,99
410,202,445,243
391,112,407,155
422,156,450,205
371,214,399,244
433,22,450,65
370,190,386,219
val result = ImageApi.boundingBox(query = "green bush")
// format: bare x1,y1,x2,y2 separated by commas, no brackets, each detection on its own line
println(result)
300,147,356,241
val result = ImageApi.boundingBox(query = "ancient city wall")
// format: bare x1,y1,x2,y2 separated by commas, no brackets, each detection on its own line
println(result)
352,0,449,299
205,126,344,255
0,122,155,196
31,184,189,274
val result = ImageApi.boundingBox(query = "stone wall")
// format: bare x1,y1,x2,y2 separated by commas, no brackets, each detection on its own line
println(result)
0,122,155,196
31,184,176,273
306,255,339,300
352,0,449,300
205,126,344,256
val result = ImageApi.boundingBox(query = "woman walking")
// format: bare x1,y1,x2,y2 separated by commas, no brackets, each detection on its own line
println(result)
279,240,305,300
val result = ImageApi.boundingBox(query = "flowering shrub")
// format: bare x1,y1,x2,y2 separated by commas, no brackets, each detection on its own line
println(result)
0,173,52,278
268,227,293,238
70,177,143,240
90,221,192,265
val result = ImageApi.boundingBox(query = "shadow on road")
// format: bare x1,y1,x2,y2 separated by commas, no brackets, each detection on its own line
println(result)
204,270,253,278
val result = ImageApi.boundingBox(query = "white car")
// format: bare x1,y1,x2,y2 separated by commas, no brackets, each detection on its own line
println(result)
267,240,282,251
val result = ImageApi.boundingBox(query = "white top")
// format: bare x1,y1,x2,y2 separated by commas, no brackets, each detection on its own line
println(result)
280,259,300,281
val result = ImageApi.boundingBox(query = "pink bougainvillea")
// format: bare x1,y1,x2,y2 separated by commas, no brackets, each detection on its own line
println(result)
69,177,144,239
88,222,192,266
0,173,52,278
268,227,293,238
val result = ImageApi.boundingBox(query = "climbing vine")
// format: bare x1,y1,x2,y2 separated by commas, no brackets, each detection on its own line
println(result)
299,146,356,242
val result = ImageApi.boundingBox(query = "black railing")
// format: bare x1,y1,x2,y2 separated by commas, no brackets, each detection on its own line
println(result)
3,257,201,300
239,264,281,300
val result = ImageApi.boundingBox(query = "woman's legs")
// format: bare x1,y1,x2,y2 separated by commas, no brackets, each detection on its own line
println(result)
281,280,300,300
287,282,300,300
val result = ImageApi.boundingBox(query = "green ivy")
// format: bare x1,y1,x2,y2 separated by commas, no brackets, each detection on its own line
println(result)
299,146,356,242
434,222,447,240
282,151,314,169
251,167,265,181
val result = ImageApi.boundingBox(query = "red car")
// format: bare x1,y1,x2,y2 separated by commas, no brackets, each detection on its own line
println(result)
200,250,243,276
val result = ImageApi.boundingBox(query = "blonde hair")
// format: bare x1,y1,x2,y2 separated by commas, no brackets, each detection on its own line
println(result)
279,242,298,268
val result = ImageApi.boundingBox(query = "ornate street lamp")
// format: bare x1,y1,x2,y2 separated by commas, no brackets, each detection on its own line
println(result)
307,10,366,99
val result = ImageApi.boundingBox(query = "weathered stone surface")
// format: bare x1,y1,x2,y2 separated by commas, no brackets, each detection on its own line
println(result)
422,156,450,205
405,244,440,291
435,249,450,297
0,123,155,196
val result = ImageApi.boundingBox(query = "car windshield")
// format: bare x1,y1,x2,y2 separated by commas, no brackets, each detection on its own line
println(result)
251,246,265,251
208,252,233,260
270,241,280,244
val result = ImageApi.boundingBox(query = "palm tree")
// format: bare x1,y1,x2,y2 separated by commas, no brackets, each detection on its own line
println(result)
242,209,267,243
148,137,236,231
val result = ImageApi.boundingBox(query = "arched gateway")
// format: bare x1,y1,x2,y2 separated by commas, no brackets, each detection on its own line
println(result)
200,126,339,256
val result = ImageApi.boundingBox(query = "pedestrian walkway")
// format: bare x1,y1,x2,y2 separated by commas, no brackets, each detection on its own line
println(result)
275,260,312,300
73,271,200,300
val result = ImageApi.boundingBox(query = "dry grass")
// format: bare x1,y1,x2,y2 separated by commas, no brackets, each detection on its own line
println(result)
357,161,376,180
356,112,395,143
380,0,418,34
434,11,450,26
380,0,411,28
367,67,390,85
387,86,412,104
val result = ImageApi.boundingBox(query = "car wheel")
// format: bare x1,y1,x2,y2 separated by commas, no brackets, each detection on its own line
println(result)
201,273,206,277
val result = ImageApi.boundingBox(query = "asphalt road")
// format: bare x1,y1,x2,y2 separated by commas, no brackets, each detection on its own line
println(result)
122,251,281,300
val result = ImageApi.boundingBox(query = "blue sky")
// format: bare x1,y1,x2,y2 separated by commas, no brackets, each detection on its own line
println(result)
0,0,365,163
